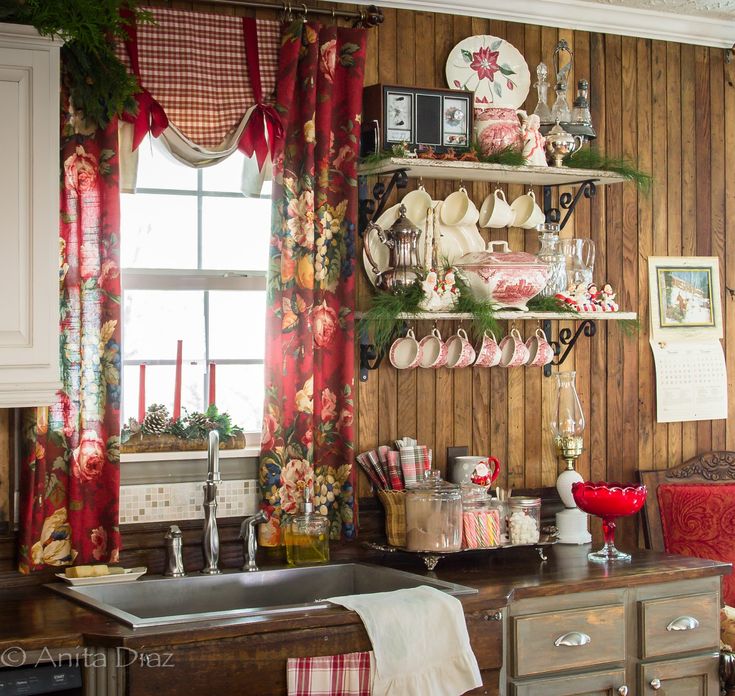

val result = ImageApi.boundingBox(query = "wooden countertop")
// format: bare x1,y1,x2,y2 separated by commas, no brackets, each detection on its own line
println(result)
0,545,729,652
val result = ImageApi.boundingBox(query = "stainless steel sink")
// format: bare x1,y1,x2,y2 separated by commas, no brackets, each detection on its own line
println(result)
48,562,477,628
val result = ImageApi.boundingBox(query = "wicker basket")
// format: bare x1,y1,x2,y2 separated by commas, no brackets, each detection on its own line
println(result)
377,490,406,547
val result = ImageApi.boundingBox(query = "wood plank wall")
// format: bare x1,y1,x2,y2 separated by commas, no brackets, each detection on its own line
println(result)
355,10,735,548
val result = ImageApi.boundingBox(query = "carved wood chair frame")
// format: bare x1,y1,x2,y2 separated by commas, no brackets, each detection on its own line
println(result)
639,450,735,551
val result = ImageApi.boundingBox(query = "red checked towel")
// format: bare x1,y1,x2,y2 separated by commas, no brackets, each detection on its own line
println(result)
287,651,374,696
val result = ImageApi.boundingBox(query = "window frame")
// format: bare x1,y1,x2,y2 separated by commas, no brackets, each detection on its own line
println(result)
120,165,268,439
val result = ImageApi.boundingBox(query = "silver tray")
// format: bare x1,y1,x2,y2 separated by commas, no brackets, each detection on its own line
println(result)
363,535,557,570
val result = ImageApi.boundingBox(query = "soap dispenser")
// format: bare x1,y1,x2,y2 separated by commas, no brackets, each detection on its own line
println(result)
285,488,330,566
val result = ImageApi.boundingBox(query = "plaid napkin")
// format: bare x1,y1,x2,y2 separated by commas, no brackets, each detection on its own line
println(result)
287,651,374,696
399,445,431,487
386,450,404,491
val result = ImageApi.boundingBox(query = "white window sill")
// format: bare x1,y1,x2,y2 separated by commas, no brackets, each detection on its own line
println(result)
120,445,260,463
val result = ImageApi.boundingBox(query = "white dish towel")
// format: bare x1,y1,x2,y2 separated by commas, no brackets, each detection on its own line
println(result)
327,585,482,696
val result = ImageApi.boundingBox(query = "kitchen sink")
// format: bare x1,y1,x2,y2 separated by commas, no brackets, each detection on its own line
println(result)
48,562,477,628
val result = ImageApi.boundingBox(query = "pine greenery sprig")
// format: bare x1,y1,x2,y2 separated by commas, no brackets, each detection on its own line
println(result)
526,295,580,314
0,0,152,129
563,148,652,193
357,282,424,354
452,275,501,339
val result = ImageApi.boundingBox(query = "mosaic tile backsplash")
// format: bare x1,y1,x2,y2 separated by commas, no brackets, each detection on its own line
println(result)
120,479,259,524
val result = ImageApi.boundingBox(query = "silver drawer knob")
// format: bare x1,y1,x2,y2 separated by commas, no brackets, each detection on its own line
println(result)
554,631,591,647
618,687,628,696
650,678,662,690
666,615,699,631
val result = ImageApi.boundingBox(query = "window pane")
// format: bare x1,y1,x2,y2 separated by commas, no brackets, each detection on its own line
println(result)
135,135,198,190
121,193,198,268
214,364,264,432
209,291,266,361
201,151,246,193
124,290,205,361
123,362,204,424
201,197,271,271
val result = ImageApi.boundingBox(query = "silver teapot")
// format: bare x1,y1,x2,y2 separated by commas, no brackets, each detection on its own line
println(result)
363,204,421,292
545,120,584,167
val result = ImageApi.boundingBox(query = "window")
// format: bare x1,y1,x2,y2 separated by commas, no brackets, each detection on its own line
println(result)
121,138,269,435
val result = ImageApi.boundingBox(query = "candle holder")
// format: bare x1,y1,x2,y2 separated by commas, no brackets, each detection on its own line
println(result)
552,372,591,545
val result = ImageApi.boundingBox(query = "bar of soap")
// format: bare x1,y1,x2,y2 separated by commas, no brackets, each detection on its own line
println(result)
65,565,127,578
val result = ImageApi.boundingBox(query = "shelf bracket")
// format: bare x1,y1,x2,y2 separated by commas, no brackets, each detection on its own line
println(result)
542,319,597,377
542,179,597,231
359,323,407,382
358,168,409,236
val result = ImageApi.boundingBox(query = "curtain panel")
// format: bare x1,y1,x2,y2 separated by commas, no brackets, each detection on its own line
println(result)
116,7,281,193
18,108,122,573
258,21,367,545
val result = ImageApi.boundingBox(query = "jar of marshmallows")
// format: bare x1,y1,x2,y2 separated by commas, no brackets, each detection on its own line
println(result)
508,496,541,545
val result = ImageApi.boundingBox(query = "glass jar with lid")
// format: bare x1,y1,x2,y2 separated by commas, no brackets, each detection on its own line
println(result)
405,472,462,552
508,497,541,545
460,485,500,549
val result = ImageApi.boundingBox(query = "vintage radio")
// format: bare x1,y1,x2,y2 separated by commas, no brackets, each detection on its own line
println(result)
361,84,473,155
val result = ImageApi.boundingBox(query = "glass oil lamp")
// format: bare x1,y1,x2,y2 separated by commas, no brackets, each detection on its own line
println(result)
552,371,591,545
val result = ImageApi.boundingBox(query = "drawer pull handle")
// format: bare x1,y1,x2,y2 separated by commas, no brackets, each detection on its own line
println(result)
618,687,629,696
554,631,591,647
650,677,662,690
666,615,700,631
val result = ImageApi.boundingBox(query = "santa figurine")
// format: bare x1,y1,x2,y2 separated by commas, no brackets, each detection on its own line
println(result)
470,460,493,487
599,283,619,311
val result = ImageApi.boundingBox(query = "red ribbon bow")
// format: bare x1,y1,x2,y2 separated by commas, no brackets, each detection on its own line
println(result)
120,7,169,150
237,17,283,169
238,103,283,169
122,90,169,151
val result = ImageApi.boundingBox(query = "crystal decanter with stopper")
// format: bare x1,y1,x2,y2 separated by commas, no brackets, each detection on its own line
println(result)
571,79,596,140
533,63,554,125
552,371,591,545
536,222,566,297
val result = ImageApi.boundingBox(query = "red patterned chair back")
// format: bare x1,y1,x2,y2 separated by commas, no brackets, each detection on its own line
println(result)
640,452,735,605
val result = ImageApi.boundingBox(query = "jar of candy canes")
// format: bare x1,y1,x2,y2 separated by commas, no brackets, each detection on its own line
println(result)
460,486,500,549
508,497,541,545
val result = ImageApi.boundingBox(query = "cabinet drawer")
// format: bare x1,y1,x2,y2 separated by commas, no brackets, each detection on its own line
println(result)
511,668,627,696
639,592,719,659
512,603,625,678
638,652,720,696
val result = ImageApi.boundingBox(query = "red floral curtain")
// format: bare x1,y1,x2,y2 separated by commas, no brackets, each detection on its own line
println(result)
18,106,122,573
258,21,366,545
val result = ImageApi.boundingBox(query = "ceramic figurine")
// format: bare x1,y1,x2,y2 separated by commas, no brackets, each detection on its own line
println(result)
598,283,619,311
418,268,460,312
520,112,547,166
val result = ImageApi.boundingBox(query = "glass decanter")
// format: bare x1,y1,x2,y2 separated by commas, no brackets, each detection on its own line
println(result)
551,80,572,123
533,63,554,124
571,79,592,126
536,223,566,297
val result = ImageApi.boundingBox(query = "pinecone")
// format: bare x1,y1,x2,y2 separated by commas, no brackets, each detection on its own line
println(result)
142,404,170,435
186,411,213,438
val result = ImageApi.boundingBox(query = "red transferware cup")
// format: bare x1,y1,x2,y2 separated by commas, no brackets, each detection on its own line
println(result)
572,481,647,563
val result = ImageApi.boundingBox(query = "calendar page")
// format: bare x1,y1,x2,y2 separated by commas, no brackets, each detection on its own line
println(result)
650,339,728,423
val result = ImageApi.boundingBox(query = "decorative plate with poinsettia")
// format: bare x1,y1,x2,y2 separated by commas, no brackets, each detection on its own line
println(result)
445,35,530,110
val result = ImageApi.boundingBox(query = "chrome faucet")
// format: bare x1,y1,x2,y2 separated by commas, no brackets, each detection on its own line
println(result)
240,510,268,571
163,524,186,577
201,430,221,574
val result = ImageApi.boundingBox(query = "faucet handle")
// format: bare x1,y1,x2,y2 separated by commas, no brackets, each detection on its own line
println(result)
241,510,269,572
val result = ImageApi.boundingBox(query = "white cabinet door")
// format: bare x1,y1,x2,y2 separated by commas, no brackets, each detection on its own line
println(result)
0,24,61,406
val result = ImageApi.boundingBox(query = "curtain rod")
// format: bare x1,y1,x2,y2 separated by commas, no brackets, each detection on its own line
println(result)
186,0,384,26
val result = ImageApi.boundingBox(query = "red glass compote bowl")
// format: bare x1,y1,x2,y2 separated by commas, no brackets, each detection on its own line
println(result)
572,482,647,562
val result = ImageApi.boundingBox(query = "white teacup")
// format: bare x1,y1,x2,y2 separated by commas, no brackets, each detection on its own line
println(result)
441,186,479,227
510,190,545,229
479,189,515,228
401,186,433,228
389,329,421,369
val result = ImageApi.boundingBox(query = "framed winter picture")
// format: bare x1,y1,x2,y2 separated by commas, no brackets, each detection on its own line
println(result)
648,256,723,341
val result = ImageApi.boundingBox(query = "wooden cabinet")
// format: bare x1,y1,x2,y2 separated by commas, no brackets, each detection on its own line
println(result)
508,578,721,696
0,24,61,407
126,605,504,696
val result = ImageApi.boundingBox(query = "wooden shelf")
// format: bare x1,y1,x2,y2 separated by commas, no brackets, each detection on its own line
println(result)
358,157,627,187
357,311,637,321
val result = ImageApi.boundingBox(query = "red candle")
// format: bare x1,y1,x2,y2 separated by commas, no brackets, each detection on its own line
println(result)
208,362,216,407
138,364,146,423
173,340,183,420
